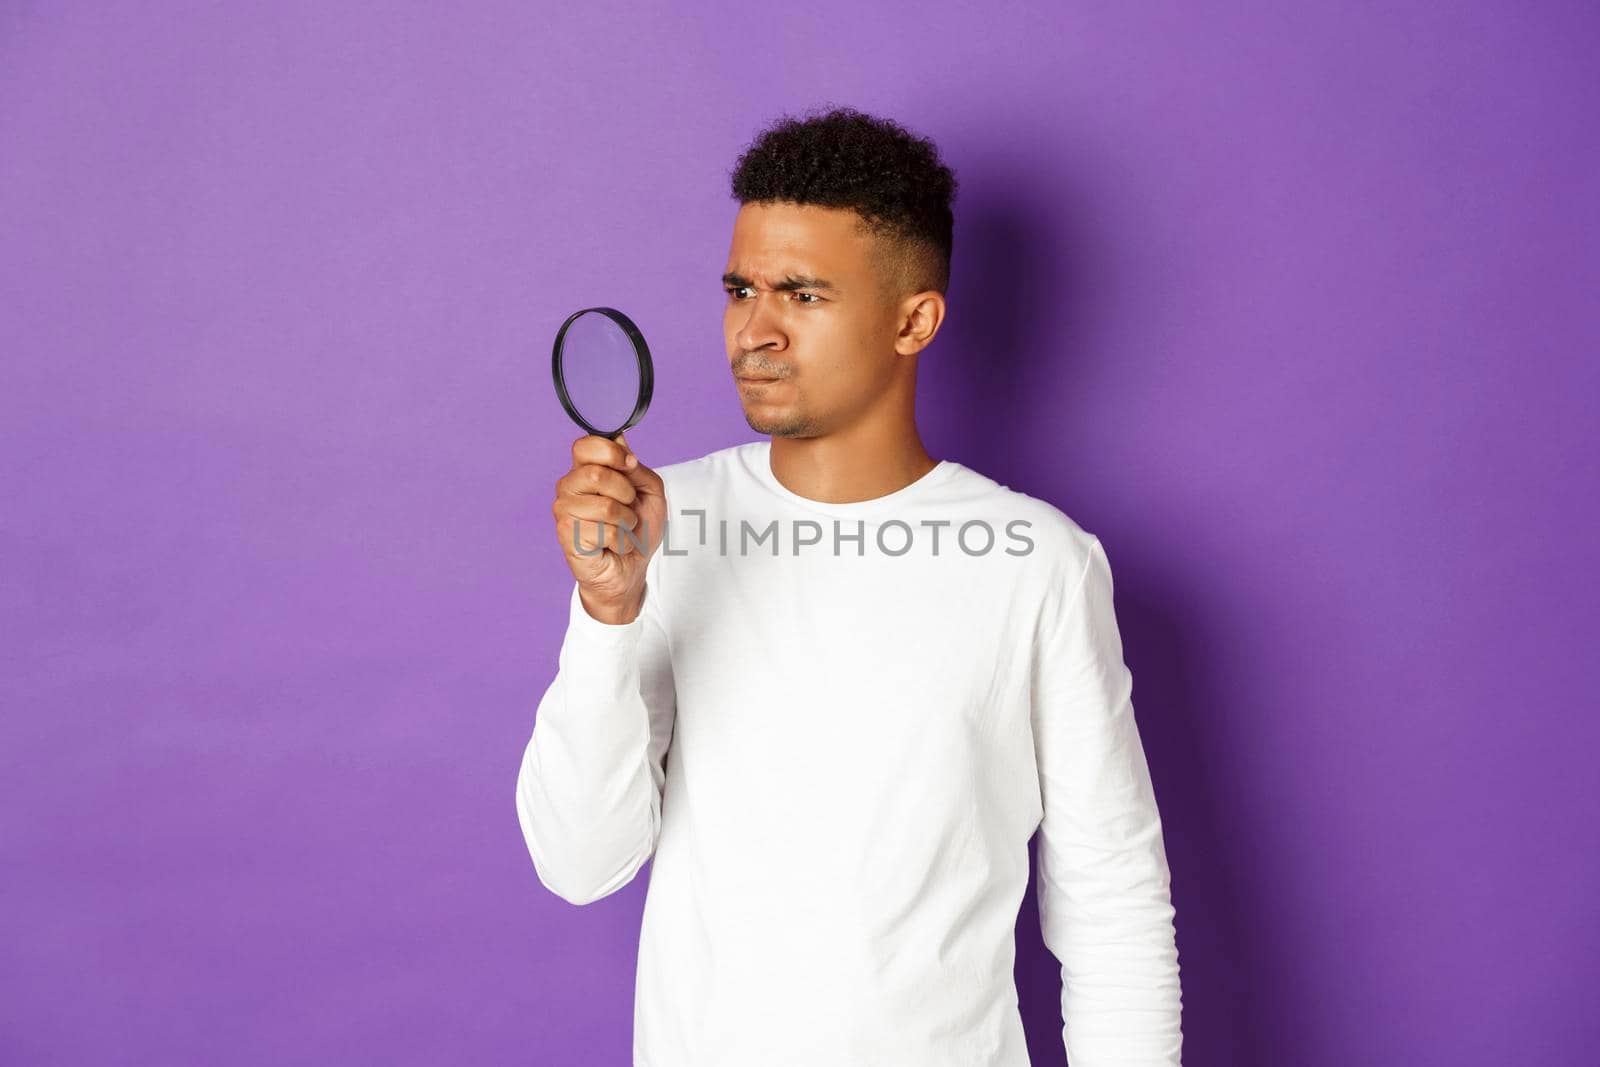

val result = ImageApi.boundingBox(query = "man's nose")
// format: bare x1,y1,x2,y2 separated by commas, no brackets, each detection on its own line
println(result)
733,291,786,353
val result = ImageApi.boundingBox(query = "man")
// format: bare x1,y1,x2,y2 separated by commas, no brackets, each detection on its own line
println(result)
516,106,1183,1066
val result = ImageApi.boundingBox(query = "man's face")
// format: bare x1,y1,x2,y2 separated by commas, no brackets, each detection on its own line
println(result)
722,201,906,439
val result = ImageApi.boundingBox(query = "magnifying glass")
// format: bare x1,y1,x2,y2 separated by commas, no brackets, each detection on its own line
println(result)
552,306,654,440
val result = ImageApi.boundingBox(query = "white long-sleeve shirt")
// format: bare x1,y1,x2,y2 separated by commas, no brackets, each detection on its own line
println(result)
516,440,1182,1066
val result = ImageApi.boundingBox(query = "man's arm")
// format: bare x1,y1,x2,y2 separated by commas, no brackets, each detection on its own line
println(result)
515,560,677,906
1030,536,1183,1064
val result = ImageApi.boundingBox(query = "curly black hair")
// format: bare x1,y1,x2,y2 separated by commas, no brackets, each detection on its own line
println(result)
727,105,959,300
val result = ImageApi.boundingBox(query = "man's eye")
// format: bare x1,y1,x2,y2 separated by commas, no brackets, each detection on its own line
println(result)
725,287,823,304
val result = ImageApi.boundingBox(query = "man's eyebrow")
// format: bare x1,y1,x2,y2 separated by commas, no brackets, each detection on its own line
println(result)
721,271,840,293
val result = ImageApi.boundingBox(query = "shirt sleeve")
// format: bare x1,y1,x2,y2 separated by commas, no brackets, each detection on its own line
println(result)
1030,536,1183,1064
514,558,677,906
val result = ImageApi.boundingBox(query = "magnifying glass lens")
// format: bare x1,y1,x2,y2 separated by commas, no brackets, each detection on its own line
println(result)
559,311,642,435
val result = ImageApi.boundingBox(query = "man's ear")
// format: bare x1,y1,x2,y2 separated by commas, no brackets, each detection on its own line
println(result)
893,290,946,356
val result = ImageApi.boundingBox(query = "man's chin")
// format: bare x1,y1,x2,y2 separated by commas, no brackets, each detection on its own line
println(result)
743,410,819,438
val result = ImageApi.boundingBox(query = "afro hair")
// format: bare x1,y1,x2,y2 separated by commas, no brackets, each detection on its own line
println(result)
727,105,959,300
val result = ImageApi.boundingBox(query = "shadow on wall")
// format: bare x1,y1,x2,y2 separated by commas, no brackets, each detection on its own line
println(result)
935,154,1306,1066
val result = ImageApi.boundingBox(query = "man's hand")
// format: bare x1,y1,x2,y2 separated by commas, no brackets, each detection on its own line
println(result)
552,433,667,625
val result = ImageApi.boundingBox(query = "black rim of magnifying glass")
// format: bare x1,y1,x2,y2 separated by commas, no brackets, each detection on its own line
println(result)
551,306,655,440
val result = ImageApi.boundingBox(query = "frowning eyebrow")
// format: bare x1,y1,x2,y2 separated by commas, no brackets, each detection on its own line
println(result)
721,271,840,293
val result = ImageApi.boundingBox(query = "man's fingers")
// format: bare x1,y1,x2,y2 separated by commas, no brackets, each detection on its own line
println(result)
558,433,657,562
557,462,638,504
569,433,661,498
554,489,646,554
567,523,642,556
571,434,633,473
559,513,648,556
558,493,640,529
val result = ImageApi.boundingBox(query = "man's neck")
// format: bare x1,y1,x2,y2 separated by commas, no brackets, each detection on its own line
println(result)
767,426,937,505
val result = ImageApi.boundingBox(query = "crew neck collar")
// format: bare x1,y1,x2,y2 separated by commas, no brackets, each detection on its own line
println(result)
744,440,959,518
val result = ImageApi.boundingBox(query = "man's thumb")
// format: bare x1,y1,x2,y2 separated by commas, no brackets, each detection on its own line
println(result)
616,431,648,479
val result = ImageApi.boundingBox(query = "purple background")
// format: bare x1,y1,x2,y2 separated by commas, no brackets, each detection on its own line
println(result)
3,3,1596,1064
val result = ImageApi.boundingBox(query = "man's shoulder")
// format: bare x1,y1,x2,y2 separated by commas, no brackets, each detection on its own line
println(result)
944,459,1101,571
